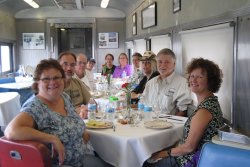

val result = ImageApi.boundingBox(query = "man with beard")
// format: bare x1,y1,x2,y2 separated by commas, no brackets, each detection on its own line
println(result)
58,51,90,118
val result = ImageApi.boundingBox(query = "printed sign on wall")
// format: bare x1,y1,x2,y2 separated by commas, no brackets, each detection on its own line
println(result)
23,33,45,49
99,32,118,48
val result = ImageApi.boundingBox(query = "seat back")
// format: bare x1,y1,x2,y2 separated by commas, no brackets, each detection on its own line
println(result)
0,136,52,167
197,142,250,167
0,77,16,92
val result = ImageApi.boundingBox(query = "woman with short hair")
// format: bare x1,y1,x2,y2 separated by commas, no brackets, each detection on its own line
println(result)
144,58,224,167
112,53,133,78
101,53,116,76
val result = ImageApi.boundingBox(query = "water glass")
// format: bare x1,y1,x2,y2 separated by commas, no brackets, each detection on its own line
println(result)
153,102,160,120
97,102,106,120
131,109,141,127
118,102,127,119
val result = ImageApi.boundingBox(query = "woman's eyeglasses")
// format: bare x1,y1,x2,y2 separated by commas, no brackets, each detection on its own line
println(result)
40,76,63,83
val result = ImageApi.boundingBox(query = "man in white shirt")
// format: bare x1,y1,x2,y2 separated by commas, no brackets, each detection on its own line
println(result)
74,53,95,91
142,48,192,116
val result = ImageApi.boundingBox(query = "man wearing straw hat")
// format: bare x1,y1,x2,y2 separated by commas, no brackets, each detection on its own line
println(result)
131,51,159,102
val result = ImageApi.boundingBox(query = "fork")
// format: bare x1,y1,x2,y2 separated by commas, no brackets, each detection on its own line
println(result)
112,122,116,132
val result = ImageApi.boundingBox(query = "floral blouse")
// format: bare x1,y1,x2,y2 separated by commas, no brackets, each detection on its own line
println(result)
176,96,224,167
21,93,86,167
101,64,116,76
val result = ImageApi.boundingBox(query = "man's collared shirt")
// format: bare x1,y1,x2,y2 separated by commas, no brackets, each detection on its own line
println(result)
143,72,192,115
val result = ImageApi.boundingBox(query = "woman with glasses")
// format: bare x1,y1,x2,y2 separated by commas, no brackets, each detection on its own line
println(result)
4,59,112,167
112,53,133,78
143,58,224,167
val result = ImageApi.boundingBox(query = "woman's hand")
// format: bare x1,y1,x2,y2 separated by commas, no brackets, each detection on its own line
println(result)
51,135,65,166
83,130,90,144
151,150,168,161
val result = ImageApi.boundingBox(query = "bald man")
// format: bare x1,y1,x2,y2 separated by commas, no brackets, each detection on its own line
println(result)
74,53,95,91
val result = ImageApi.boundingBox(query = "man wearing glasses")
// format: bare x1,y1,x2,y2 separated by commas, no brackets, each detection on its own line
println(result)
74,53,95,91
58,51,90,118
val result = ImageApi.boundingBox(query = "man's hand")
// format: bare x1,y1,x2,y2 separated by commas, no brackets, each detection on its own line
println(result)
83,130,90,144
151,150,168,161
76,105,88,119
131,92,140,99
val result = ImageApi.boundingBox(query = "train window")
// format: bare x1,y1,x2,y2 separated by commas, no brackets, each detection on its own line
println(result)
0,43,12,74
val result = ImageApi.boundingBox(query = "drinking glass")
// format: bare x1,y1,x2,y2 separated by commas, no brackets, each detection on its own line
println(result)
132,109,141,127
118,101,127,119
97,102,106,121
152,100,161,120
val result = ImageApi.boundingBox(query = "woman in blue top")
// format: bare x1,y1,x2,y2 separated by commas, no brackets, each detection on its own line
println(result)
4,58,111,167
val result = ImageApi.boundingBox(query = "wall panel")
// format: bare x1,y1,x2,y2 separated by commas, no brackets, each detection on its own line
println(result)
16,19,47,68
150,35,171,54
180,23,234,122
235,15,250,135
134,39,146,55
96,19,125,72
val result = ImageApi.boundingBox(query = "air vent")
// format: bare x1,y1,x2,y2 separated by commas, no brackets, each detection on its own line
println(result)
53,0,83,10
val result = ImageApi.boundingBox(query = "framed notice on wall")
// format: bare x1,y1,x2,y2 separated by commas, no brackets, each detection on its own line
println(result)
132,13,137,35
173,0,181,13
99,32,119,48
141,2,157,29
23,33,45,49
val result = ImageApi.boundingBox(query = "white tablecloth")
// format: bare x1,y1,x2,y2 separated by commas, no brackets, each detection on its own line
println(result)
0,92,21,126
0,81,32,89
87,116,187,167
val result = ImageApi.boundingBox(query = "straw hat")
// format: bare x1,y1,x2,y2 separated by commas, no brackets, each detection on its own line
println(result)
140,51,156,61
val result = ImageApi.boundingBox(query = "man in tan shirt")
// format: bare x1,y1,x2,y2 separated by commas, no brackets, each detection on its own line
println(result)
58,51,90,118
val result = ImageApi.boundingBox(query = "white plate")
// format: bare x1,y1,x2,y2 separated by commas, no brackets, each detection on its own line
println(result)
86,121,112,129
91,91,103,98
144,120,173,129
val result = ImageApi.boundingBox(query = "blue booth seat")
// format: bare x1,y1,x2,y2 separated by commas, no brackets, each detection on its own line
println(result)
197,142,250,167
0,77,16,92
0,77,16,83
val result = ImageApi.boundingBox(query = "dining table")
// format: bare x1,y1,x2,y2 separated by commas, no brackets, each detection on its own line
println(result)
0,81,32,90
0,92,21,132
0,80,33,105
86,115,187,167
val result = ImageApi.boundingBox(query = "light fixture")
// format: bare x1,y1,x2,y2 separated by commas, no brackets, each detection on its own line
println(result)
100,0,109,8
23,0,39,8
75,0,82,9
